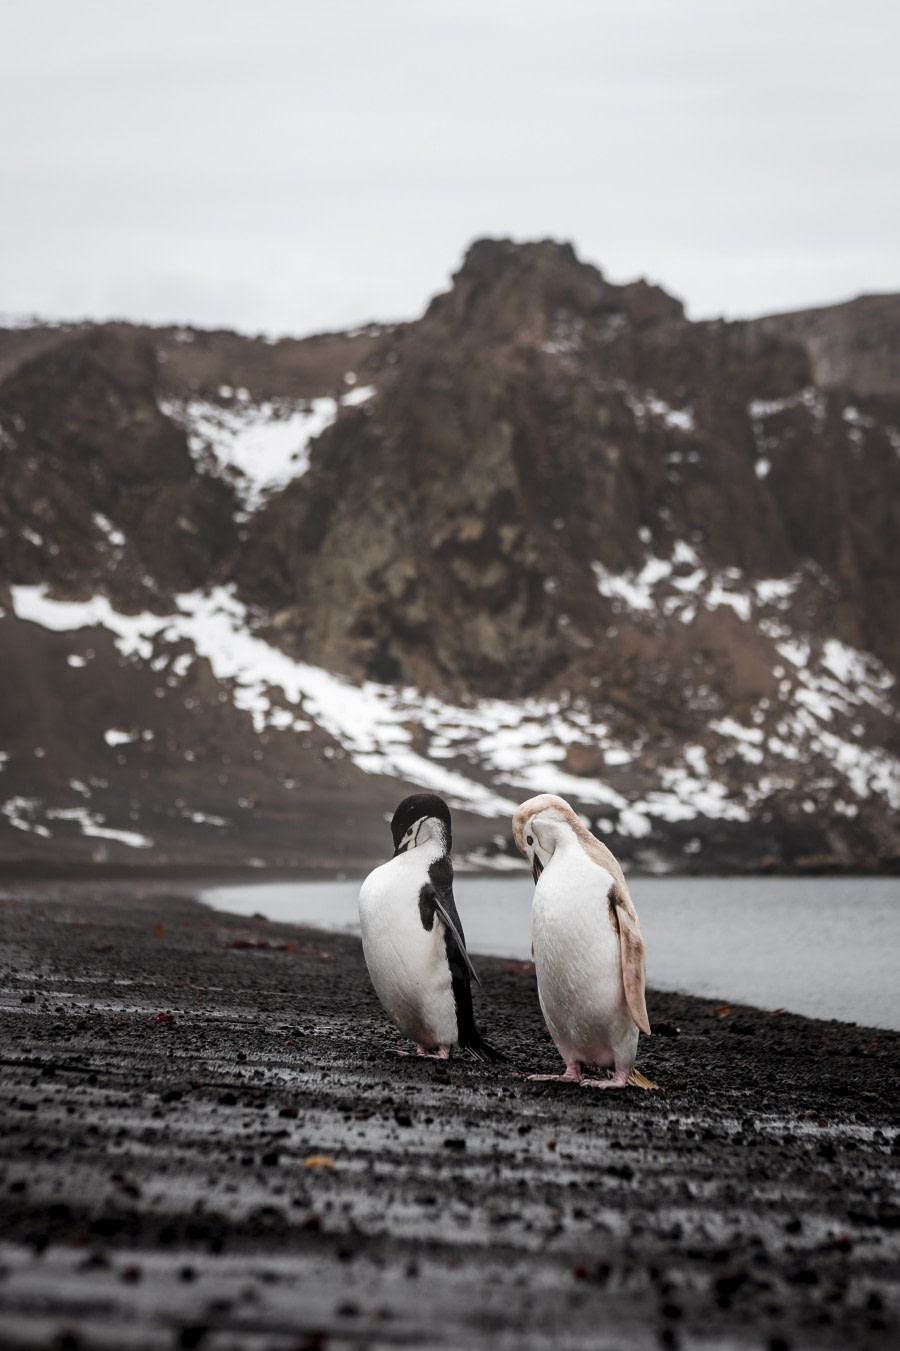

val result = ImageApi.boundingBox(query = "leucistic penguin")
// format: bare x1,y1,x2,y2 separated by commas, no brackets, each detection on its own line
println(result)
512,793,655,1089
358,793,505,1062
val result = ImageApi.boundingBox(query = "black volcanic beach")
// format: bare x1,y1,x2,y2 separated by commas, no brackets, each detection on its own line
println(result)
1,880,898,1351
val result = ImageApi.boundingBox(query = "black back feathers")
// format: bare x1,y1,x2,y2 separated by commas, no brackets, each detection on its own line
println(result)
390,793,452,853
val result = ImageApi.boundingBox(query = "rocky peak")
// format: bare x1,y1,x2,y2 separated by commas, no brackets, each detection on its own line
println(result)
238,241,899,703
424,237,683,342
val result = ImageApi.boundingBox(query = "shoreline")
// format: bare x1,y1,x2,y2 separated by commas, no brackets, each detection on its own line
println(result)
2,855,898,884
202,874,900,1034
1,880,898,1350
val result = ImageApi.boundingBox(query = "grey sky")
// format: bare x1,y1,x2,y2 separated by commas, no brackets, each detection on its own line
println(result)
2,0,898,336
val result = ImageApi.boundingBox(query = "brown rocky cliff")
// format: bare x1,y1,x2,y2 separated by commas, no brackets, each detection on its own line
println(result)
0,329,238,609
754,293,900,399
1,239,898,873
237,239,900,695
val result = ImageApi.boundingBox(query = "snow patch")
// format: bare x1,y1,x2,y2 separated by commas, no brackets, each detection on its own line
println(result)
592,556,672,611
748,387,827,461
158,395,344,510
10,583,898,835
104,728,139,747
45,806,153,848
626,391,695,433
753,575,801,608
341,384,376,408
93,513,125,548
11,589,170,660
2,796,50,837
593,543,804,630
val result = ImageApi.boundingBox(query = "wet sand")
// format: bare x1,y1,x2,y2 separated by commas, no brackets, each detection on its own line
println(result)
1,880,898,1351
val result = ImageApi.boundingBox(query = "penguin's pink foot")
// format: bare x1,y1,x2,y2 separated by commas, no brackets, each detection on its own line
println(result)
581,1066,629,1090
416,1043,451,1059
527,1062,582,1084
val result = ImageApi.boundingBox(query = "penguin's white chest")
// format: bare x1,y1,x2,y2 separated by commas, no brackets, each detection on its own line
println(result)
358,854,458,1047
532,845,637,1068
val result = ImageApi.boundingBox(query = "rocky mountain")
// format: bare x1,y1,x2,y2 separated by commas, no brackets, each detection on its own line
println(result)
756,293,900,399
1,240,899,875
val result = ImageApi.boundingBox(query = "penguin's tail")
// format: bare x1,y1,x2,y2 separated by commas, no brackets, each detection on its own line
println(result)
627,1068,659,1090
463,1028,508,1064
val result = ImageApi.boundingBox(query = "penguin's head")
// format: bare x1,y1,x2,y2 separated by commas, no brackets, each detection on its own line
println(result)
390,792,452,858
512,793,582,882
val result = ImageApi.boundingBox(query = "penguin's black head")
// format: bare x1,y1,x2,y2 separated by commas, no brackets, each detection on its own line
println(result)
390,793,452,857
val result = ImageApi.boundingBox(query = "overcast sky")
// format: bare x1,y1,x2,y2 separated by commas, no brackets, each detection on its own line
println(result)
2,1,898,336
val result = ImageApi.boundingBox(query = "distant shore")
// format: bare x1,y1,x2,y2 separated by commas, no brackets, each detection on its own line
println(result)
1,879,898,1350
2,852,897,883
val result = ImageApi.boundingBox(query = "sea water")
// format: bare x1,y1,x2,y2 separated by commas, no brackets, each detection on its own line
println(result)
203,875,900,1031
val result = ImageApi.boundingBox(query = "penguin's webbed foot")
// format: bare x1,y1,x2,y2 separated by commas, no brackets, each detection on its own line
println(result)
581,1066,629,1090
416,1043,451,1059
527,1062,582,1084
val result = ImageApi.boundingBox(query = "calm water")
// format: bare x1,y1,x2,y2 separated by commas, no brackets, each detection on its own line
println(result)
203,875,900,1031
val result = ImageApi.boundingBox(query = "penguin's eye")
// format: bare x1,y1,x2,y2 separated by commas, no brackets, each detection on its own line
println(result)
526,835,533,846
406,827,413,837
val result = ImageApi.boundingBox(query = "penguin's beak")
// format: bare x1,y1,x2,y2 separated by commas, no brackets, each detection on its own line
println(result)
531,856,543,883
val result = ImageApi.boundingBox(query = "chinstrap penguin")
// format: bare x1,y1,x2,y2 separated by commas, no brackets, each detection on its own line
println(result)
512,793,655,1089
358,793,505,1062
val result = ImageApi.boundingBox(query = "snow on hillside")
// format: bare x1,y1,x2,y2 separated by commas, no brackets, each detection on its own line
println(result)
592,541,803,626
6,584,899,849
158,384,375,511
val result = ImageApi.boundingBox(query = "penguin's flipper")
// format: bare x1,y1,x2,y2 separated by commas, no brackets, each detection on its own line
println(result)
422,860,506,1062
610,883,652,1036
425,857,482,988
433,896,481,988
450,945,507,1064
441,921,507,1063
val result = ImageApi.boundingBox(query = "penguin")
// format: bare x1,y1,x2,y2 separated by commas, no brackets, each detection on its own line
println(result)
512,793,655,1089
358,792,505,1062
